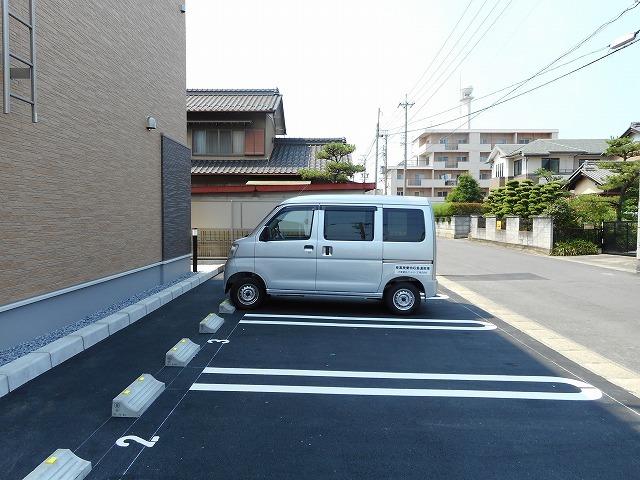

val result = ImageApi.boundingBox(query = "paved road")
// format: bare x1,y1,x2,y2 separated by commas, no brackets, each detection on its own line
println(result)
436,238,640,390
2,252,640,479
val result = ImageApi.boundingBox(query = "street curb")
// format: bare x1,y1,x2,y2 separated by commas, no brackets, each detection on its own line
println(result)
0,267,223,399
437,275,640,401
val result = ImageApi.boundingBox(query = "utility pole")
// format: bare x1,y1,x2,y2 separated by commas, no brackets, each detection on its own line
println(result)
398,94,414,195
383,133,388,195
375,108,381,195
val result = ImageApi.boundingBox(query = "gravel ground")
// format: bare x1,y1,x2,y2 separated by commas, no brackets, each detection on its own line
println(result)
0,272,196,367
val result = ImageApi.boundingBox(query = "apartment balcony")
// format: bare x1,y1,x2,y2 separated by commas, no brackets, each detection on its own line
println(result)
407,178,429,187
414,142,458,155
433,161,466,170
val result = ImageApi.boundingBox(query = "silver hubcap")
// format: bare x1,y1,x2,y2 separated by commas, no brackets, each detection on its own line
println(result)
393,289,415,310
238,284,258,305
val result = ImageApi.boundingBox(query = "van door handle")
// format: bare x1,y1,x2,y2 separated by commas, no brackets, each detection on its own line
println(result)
322,246,333,256
304,245,314,252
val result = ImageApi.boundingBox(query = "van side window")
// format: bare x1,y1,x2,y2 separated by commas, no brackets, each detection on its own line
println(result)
383,208,425,242
265,207,314,241
324,208,374,241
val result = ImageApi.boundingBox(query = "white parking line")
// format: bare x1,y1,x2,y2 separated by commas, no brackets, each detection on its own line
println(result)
191,368,601,401
241,314,496,331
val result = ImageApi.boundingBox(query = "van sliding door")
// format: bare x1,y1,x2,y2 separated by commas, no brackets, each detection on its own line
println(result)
315,206,382,293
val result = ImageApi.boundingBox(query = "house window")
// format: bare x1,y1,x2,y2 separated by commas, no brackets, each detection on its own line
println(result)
518,138,531,144
496,164,504,177
191,128,264,156
397,189,404,196
495,138,507,144
437,156,448,162
437,191,448,198
514,159,522,176
456,156,468,162
479,173,489,180
219,131,233,154
397,172,403,180
541,158,560,173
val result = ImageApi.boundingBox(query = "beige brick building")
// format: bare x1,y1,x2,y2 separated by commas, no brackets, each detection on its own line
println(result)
0,1,190,349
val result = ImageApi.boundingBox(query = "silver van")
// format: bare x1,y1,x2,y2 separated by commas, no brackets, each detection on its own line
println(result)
223,194,437,315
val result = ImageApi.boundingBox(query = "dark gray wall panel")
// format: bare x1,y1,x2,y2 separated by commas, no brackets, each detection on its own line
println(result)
162,135,191,260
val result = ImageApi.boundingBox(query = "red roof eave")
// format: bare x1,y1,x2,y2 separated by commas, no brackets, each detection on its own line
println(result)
192,183,376,194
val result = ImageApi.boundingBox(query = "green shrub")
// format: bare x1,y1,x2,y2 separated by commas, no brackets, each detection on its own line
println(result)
551,240,598,256
433,202,486,217
433,203,453,217
449,202,487,216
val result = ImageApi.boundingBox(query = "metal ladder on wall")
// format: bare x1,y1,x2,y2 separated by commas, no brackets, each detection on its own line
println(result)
2,0,38,122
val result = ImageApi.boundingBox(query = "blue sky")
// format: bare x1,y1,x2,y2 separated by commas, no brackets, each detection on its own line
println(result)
186,0,640,181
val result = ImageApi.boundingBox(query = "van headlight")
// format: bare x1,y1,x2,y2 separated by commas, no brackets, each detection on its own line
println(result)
228,243,239,258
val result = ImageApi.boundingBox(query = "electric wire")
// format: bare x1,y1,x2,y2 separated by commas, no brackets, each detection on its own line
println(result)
408,0,514,124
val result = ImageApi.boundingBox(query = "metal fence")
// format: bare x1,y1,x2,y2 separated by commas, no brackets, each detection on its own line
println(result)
602,221,637,256
553,226,602,246
193,228,253,259
519,218,533,232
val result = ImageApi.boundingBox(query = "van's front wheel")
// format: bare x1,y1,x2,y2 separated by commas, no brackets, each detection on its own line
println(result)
385,282,420,315
230,277,265,310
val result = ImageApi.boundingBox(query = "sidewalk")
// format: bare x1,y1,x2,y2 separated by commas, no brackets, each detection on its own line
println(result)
436,238,640,399
550,252,638,273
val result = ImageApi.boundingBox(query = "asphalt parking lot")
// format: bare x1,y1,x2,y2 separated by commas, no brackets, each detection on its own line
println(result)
2,273,640,479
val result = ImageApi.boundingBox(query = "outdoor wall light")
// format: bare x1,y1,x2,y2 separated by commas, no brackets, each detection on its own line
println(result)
146,116,157,130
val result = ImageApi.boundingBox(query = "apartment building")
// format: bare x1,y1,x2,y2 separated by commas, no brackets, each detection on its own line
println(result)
386,128,558,201
0,1,189,350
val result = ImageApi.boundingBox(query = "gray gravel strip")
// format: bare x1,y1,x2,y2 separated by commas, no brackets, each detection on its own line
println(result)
0,272,196,367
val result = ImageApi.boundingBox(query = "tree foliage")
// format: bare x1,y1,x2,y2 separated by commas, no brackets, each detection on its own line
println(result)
566,195,617,224
299,142,365,183
535,167,563,183
445,173,484,203
484,179,567,218
605,136,640,161
596,159,640,220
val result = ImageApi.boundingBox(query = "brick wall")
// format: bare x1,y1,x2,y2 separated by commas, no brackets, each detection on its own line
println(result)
0,1,187,306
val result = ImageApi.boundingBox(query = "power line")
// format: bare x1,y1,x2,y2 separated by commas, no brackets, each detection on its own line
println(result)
406,37,640,140
408,0,514,124
405,45,608,129
382,0,487,131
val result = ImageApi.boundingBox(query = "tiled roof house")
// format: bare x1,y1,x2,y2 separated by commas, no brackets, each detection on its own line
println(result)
187,89,373,195
486,139,616,187
564,161,618,195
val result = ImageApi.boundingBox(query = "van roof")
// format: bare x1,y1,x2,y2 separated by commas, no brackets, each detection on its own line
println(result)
281,194,431,207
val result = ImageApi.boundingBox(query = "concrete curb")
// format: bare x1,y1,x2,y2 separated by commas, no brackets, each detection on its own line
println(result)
0,267,222,399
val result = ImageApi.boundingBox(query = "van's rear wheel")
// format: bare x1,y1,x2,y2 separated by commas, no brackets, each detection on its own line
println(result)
385,282,420,315
230,277,265,310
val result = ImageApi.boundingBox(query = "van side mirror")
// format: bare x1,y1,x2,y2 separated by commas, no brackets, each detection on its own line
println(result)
259,226,270,242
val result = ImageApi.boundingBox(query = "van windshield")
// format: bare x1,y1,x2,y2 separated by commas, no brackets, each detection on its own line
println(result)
248,206,280,237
